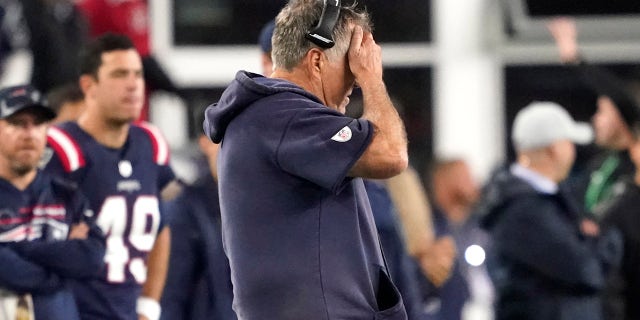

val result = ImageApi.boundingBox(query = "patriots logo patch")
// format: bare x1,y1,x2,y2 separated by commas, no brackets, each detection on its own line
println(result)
331,126,352,142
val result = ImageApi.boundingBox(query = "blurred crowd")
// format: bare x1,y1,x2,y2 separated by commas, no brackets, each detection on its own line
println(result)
0,1,639,320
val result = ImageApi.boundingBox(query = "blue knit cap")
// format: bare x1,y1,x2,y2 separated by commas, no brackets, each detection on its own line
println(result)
258,20,276,53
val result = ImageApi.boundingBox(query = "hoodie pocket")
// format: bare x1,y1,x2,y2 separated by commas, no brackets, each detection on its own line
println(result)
374,268,407,320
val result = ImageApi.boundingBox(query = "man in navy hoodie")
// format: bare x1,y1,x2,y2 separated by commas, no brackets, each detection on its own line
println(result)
203,0,409,319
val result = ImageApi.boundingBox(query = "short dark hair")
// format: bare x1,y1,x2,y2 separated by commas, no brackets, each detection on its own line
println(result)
79,33,136,78
46,83,84,112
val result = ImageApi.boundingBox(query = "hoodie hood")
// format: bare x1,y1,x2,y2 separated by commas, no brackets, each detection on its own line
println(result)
477,167,537,230
203,71,321,143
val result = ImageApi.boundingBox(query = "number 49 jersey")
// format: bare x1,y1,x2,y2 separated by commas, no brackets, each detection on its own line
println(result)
43,121,175,320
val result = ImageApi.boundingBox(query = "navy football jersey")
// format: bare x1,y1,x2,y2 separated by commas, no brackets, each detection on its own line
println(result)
0,171,105,320
44,121,175,320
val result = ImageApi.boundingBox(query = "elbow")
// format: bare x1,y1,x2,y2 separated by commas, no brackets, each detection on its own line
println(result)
350,146,408,179
385,153,409,177
373,152,409,179
382,140,409,177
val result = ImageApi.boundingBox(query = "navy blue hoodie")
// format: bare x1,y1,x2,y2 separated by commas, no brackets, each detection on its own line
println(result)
203,71,407,320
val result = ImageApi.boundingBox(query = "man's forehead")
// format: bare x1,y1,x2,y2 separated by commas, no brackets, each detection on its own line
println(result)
100,50,142,68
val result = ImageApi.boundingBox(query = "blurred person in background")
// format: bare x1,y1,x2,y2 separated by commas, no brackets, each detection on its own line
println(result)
77,0,182,121
548,17,639,214
43,34,176,320
479,101,621,320
258,19,275,76
385,165,456,297
0,84,104,320
593,118,640,319
46,83,85,124
0,0,88,93
417,158,489,320
160,109,236,320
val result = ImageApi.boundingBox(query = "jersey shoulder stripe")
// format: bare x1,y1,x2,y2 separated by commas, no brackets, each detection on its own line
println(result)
135,122,170,166
47,126,86,173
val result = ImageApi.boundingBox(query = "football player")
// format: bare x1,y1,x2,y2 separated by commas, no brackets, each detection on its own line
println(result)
44,34,175,320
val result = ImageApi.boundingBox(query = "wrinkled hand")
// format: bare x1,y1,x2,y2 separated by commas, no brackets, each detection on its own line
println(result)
348,25,383,87
68,222,89,240
546,17,579,63
419,236,456,288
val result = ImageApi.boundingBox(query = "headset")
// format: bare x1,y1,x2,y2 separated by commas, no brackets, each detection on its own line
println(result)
305,0,341,49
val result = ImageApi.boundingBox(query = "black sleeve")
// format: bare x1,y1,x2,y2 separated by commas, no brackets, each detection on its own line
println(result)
160,197,203,319
142,55,180,94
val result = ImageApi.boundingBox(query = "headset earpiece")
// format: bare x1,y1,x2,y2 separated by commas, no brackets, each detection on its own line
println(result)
305,0,341,49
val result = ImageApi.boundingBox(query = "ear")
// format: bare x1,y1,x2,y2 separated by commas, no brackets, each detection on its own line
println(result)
305,48,324,80
78,74,95,96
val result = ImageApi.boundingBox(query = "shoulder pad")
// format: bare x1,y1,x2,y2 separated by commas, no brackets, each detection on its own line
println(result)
135,122,171,166
47,126,86,172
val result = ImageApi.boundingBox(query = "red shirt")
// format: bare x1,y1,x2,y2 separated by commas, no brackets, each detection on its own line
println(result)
77,0,151,56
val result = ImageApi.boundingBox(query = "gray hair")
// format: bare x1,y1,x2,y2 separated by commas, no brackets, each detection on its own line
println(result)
272,0,371,71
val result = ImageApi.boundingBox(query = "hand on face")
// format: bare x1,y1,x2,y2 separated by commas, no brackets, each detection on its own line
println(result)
347,26,383,88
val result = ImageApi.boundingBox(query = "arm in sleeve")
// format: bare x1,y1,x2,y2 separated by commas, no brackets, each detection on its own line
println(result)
277,108,373,194
10,196,105,279
0,246,62,294
9,227,105,279
495,197,605,291
160,199,202,319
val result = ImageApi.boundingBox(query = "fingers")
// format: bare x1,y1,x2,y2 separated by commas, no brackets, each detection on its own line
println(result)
349,25,364,55
348,25,382,86
68,222,90,239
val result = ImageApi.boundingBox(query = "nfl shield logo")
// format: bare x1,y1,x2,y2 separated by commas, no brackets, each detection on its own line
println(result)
331,126,352,142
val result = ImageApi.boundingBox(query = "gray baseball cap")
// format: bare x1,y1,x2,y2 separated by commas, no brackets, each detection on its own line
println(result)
512,101,593,151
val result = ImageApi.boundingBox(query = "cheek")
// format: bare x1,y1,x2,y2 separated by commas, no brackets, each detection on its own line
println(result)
567,146,576,167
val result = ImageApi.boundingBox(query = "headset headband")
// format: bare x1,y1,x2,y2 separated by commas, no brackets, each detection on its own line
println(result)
305,0,341,48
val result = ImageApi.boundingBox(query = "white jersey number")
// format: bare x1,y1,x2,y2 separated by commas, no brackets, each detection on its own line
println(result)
96,195,161,284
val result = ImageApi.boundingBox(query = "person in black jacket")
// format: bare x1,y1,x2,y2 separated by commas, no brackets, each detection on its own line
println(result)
479,101,621,320
593,120,640,320
160,133,236,320
548,18,639,214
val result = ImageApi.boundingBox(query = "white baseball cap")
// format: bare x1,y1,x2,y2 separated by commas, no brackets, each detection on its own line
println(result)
512,101,593,151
